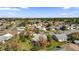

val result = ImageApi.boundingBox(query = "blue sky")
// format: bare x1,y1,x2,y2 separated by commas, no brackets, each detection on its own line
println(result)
0,7,79,18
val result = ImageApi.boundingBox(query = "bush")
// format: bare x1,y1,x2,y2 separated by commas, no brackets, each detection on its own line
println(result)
31,46,40,51
68,32,79,42
47,34,52,42
67,32,79,44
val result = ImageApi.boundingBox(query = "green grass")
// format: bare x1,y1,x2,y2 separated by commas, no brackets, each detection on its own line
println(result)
14,35,33,51
17,40,33,51
47,41,66,51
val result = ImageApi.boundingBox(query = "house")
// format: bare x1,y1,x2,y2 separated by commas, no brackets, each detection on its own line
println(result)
67,26,75,30
32,34,40,42
31,33,40,45
32,33,47,47
55,26,62,30
75,24,79,29
0,33,13,43
0,22,3,26
66,24,76,30
37,22,43,27
39,27,47,31
76,26,79,29
0,26,4,31
53,34,68,42
11,21,16,24
49,26,56,31
32,33,47,42
74,40,79,44
17,27,25,33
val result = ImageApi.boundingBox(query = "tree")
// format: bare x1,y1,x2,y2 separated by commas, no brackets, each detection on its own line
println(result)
68,32,79,43
39,37,47,48
30,45,40,51
47,34,52,42
4,44,10,51
19,33,26,42
4,40,19,51
60,25,67,31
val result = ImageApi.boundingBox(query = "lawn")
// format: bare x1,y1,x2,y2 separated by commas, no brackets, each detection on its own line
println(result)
47,40,66,51
15,35,33,51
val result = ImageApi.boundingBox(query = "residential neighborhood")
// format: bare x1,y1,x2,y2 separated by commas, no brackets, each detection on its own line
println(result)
0,18,79,51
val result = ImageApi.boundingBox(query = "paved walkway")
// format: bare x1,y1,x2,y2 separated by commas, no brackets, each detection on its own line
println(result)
62,43,79,51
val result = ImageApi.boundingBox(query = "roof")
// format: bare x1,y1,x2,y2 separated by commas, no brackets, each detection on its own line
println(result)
32,34,40,41
0,33,13,41
32,33,47,41
54,34,67,39
53,34,68,41
17,27,25,32
74,40,79,44
39,34,47,40
9,30,18,36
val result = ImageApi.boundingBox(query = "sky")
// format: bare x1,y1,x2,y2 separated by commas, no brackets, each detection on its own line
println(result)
0,7,79,18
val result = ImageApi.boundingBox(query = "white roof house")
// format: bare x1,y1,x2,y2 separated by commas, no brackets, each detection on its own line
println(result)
32,34,40,41
17,27,25,31
53,34,68,42
0,33,13,41
17,27,25,34
39,27,47,31
32,33,47,42
74,40,79,44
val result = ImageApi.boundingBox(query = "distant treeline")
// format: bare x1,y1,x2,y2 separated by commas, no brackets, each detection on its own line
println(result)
0,18,79,23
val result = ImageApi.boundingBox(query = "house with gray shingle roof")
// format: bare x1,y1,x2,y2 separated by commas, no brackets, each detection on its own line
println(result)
53,34,68,42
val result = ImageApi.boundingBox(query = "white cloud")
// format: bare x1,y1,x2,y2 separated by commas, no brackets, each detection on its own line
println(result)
60,13,67,15
0,7,20,10
60,12,75,16
20,7,29,8
63,7,71,9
